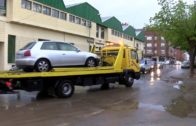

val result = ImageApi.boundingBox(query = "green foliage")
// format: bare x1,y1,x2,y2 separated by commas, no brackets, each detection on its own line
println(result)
148,0,196,51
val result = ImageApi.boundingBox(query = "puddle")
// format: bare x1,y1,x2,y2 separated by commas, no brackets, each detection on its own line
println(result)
0,91,37,110
166,96,194,118
139,103,165,111
108,100,139,111
173,80,183,90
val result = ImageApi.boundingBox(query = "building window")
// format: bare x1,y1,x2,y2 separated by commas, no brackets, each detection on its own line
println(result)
33,3,42,13
147,43,152,47
147,50,152,54
154,43,157,47
60,12,67,20
69,15,75,23
81,19,86,26
112,30,115,35
0,0,6,16
161,50,165,54
96,25,99,38
161,37,165,40
87,21,91,28
21,0,32,10
154,36,158,40
8,35,16,63
42,6,51,16
161,43,165,47
154,50,157,54
101,27,105,39
146,36,152,41
51,9,59,18
75,17,81,24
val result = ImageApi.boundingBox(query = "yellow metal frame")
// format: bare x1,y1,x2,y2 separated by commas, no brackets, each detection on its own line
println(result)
0,44,125,79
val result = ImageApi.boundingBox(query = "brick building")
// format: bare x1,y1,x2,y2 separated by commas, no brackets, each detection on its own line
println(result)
144,30,184,61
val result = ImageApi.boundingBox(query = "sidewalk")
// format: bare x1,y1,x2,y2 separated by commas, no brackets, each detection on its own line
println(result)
167,68,196,118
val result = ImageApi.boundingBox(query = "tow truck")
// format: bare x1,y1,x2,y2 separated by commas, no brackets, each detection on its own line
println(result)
0,43,140,98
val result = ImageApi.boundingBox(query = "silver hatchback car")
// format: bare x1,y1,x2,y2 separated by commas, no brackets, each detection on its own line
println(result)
15,41,99,72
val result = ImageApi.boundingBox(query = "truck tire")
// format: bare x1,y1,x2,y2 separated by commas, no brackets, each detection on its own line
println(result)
124,76,134,87
55,80,75,98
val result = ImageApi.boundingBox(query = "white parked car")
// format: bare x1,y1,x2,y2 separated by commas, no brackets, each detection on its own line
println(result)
15,41,99,72
181,61,190,69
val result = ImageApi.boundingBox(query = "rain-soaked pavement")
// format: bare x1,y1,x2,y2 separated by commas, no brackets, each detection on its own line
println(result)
0,65,196,126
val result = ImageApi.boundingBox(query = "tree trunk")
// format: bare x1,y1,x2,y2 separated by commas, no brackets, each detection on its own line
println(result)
189,46,196,77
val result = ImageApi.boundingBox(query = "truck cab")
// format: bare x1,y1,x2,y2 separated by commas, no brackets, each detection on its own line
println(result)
99,44,140,73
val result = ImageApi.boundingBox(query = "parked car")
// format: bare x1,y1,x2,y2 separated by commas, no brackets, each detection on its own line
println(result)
140,59,153,73
15,41,99,72
181,61,190,69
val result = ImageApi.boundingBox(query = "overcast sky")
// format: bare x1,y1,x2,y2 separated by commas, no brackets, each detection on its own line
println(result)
63,0,194,28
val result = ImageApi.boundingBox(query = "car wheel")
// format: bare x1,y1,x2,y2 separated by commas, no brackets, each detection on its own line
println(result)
35,59,51,72
85,57,96,67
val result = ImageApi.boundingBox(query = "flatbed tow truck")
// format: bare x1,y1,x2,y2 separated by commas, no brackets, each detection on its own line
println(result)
0,43,141,98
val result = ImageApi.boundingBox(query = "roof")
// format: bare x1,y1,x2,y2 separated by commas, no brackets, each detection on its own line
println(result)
66,2,102,24
135,31,145,42
123,25,136,37
102,16,123,32
35,0,66,11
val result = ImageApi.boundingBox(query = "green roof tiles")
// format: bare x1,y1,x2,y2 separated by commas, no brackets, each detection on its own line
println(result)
123,26,136,37
102,17,123,32
35,0,66,11
136,31,145,42
66,2,102,24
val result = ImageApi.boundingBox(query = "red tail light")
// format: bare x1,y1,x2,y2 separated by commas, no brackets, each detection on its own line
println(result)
24,50,31,56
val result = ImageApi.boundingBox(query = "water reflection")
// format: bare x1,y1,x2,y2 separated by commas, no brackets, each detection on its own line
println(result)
166,96,193,117
149,68,162,85
0,91,37,110
139,103,165,111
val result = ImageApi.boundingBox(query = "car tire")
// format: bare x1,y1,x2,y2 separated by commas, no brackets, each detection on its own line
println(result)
35,59,51,72
85,57,96,67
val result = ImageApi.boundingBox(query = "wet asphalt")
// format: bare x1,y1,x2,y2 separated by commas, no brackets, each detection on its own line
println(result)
0,65,195,126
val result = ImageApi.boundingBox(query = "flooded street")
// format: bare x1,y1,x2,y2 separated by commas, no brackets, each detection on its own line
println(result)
0,65,196,126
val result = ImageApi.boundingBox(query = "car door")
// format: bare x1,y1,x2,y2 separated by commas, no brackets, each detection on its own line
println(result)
40,42,63,66
57,43,85,66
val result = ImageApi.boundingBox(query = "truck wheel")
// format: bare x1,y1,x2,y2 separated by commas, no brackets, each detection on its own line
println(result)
125,76,134,87
85,57,96,67
55,80,74,98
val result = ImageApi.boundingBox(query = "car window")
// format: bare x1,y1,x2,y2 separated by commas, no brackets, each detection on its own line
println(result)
57,43,78,51
41,42,58,50
20,42,36,50
131,51,138,60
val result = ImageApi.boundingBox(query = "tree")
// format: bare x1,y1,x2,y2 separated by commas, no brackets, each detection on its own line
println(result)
148,0,196,75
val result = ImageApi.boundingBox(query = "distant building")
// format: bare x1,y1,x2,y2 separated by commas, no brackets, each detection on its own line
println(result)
144,30,184,61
